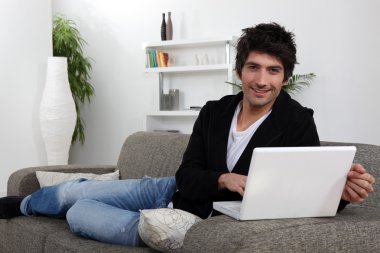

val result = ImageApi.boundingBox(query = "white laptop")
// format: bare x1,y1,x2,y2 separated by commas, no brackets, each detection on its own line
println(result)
213,146,356,220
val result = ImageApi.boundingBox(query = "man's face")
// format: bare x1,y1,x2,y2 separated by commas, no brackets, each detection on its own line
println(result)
239,51,287,111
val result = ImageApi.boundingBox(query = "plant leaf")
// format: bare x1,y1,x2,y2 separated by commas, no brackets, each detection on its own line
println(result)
224,81,242,90
283,73,316,94
53,14,94,144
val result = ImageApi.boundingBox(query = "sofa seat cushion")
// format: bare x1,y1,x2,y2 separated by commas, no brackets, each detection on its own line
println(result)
0,216,157,253
0,216,69,253
182,206,380,252
44,229,158,253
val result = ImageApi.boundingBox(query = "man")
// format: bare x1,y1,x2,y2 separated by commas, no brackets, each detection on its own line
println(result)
0,23,375,246
172,23,375,218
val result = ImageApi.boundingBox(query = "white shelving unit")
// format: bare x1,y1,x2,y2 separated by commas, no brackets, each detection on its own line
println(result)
143,37,236,133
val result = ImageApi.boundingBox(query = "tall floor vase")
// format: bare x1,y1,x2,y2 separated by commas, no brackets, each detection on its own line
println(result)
40,57,76,165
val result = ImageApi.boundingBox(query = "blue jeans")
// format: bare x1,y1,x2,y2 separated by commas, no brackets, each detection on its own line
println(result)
20,176,176,246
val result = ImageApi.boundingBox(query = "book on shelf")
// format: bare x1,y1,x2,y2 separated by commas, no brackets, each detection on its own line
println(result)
158,51,165,67
163,53,169,67
152,50,158,67
156,50,163,67
146,53,150,68
147,51,153,68
147,49,169,68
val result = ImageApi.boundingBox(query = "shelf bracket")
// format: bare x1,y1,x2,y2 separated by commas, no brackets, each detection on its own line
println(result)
225,41,230,65
159,72,164,110
225,41,233,83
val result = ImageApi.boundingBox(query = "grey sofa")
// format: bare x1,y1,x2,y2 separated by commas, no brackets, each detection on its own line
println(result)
1,131,379,253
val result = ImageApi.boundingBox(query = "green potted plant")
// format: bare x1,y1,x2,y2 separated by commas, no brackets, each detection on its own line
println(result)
52,15,94,144
226,73,316,94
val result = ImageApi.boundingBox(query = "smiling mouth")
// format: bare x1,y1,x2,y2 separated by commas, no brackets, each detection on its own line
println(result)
250,87,271,95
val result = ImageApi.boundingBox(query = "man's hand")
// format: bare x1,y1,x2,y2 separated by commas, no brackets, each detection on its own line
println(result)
218,173,247,196
342,163,375,203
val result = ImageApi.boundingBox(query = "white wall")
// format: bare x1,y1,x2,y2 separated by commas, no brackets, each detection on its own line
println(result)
0,0,52,196
52,0,380,165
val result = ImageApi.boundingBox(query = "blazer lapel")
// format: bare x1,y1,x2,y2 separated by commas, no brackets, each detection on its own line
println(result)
211,92,243,172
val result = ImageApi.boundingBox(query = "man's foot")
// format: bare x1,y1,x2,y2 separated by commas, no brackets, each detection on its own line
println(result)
0,196,24,219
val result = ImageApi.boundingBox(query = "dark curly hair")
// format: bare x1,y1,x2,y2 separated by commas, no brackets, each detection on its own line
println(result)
235,23,297,81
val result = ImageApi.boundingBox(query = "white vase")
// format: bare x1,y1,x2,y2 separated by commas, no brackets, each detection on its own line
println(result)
40,57,76,165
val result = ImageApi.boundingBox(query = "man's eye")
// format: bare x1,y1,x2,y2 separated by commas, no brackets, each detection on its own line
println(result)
269,68,280,73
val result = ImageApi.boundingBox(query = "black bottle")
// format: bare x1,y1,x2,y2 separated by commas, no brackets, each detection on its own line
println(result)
161,13,166,41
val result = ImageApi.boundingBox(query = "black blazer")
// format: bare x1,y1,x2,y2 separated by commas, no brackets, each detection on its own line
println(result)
172,90,321,218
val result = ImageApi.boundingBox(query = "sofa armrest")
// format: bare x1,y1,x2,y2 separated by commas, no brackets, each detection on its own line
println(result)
7,165,117,196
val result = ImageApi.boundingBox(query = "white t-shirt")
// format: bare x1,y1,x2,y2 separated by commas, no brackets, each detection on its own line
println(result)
226,102,271,172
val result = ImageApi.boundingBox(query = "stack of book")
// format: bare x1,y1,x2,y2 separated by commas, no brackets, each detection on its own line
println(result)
146,49,169,68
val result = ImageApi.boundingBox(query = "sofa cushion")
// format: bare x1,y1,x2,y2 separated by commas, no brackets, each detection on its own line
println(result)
0,216,68,253
182,206,380,252
0,216,157,253
44,229,157,253
117,132,190,179
36,170,120,187
7,165,117,196
138,208,201,252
